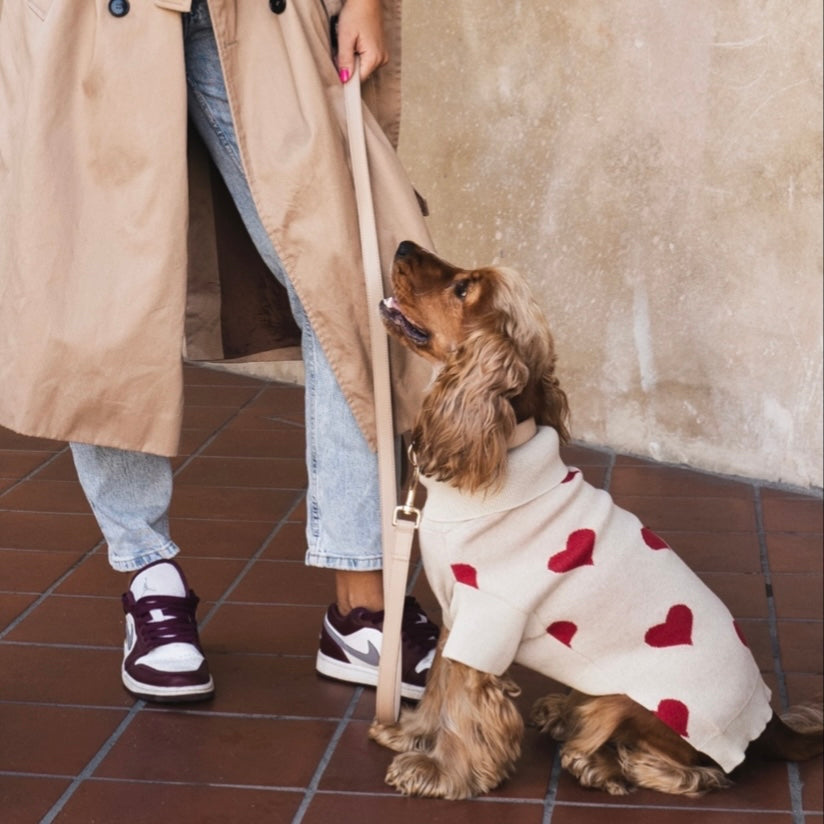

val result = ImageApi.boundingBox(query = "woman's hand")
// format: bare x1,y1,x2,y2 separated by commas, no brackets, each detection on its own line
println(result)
335,0,388,83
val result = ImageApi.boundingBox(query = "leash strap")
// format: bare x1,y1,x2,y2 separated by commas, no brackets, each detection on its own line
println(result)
343,61,418,723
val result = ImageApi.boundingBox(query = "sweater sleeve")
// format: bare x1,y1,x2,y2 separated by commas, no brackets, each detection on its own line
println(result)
442,583,529,676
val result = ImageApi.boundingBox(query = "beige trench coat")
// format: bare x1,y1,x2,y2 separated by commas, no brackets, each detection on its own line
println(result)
0,0,432,456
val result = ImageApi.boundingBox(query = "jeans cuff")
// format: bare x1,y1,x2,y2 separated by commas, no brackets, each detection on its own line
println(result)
109,541,180,574
304,549,382,572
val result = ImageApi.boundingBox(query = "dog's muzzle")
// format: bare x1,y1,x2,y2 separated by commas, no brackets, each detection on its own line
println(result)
380,297,430,346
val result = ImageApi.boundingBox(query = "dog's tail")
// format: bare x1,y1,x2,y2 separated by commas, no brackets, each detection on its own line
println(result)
749,701,824,762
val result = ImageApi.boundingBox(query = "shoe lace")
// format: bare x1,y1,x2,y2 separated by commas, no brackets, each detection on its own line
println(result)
130,593,202,648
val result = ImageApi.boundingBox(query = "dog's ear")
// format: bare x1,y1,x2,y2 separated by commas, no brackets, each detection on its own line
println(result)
489,268,570,443
535,358,570,443
413,330,528,493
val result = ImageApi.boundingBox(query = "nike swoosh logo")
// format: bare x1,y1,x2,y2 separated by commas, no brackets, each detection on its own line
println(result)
124,615,136,654
415,647,436,674
326,620,381,666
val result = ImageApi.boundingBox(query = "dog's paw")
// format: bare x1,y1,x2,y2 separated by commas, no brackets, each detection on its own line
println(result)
530,694,570,739
369,720,431,753
369,720,403,749
385,752,473,799
561,748,633,796
603,778,633,795
616,744,730,798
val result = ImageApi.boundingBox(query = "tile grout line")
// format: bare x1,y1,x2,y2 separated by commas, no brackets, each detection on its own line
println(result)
541,746,564,823
39,701,147,824
0,444,69,499
290,688,364,824
546,799,801,814
0,539,106,642
752,487,790,710
582,440,823,500
0,387,264,641
601,448,617,493
198,491,308,629
753,486,806,824
309,789,543,805
0,697,348,723
172,383,277,476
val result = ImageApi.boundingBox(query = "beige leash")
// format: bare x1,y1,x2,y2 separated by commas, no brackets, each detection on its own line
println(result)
342,61,420,723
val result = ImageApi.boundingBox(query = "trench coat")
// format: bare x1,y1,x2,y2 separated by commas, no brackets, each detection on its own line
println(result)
0,0,432,456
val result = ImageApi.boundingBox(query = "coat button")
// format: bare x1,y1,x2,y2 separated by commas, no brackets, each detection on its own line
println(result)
108,0,130,16
269,0,286,13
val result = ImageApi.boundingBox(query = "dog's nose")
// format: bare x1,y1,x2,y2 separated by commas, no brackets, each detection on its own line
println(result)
395,240,420,260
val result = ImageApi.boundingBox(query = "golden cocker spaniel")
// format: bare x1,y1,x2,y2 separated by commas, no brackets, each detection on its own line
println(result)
371,240,823,799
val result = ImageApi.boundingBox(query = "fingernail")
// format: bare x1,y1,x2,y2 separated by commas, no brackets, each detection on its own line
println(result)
339,67,350,83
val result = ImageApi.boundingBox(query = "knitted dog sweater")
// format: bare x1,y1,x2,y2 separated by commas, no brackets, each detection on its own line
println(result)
418,421,772,773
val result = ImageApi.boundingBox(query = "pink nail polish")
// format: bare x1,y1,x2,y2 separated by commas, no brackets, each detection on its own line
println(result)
339,68,351,83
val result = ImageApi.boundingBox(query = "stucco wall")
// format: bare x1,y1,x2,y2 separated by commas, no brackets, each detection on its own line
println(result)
398,1,823,489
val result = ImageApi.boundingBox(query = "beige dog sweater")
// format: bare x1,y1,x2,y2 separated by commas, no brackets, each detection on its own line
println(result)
418,421,772,773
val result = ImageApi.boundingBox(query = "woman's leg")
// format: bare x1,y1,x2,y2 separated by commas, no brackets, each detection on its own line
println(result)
184,2,382,576
69,443,178,572
182,0,437,694
69,442,214,702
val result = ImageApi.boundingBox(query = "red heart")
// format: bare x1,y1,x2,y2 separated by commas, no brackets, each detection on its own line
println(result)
644,604,693,647
733,620,749,648
562,469,579,484
548,529,596,573
547,621,577,647
641,527,669,550
451,563,478,589
654,699,690,738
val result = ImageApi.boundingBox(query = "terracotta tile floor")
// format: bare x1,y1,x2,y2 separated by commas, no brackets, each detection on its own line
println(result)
1,364,821,824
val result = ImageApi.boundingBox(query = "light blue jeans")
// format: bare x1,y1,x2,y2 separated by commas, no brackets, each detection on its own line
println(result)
71,0,382,574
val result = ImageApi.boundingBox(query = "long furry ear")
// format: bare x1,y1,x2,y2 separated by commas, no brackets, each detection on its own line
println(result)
413,330,528,494
491,268,570,443
536,359,570,443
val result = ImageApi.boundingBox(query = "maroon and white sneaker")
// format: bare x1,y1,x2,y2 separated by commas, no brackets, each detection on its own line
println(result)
316,596,439,700
121,559,214,702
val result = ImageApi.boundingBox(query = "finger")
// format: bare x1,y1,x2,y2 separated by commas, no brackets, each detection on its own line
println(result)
334,21,360,82
356,46,387,81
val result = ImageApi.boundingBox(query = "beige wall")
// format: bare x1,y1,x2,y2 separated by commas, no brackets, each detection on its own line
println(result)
397,0,823,489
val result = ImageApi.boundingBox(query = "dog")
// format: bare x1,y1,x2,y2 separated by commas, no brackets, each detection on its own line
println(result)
370,240,823,799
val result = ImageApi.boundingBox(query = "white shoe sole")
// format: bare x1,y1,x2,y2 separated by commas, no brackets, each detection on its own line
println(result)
315,651,424,700
122,666,215,703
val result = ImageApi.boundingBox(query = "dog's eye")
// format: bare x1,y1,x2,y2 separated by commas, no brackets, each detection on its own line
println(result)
453,280,470,300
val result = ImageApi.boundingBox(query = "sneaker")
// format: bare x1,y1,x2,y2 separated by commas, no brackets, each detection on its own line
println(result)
315,596,439,700
121,559,215,702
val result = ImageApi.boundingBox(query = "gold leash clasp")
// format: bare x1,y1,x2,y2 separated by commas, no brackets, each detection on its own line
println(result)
393,445,421,528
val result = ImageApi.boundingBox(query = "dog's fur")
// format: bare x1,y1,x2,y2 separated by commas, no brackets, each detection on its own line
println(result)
371,240,823,799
